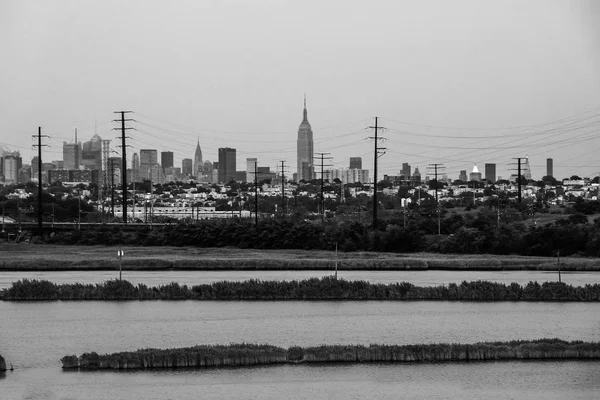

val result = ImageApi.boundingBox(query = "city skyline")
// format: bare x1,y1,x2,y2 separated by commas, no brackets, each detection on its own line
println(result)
2,1,600,181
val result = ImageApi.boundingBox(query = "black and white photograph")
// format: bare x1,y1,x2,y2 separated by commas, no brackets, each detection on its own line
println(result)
1,0,599,399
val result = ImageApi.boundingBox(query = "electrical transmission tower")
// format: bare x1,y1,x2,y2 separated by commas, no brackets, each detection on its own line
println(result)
426,164,445,204
279,161,288,215
102,139,111,209
427,163,445,235
368,117,386,229
32,127,49,234
253,161,265,226
113,111,133,223
511,157,527,204
314,152,333,222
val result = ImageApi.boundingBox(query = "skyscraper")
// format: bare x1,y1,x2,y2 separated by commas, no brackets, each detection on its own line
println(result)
484,163,496,183
522,156,532,180
81,133,103,172
546,158,553,177
139,149,158,180
296,96,314,181
182,158,193,176
469,164,482,181
349,157,362,170
63,141,81,170
161,151,174,171
401,163,411,179
246,158,257,183
218,147,236,183
2,151,21,184
194,139,203,176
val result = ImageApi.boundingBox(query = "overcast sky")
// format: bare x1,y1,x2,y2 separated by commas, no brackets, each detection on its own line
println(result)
1,0,599,181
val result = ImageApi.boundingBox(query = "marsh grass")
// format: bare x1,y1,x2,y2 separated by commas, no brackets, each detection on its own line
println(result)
62,339,600,369
6,277,600,301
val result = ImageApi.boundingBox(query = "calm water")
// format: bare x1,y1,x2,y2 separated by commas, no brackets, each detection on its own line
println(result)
0,301,599,399
1,270,597,289
3,361,599,400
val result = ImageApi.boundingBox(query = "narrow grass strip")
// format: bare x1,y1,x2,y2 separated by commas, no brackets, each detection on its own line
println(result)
4,277,600,301
61,339,600,369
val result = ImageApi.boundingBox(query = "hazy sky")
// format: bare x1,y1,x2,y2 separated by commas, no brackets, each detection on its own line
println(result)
2,0,600,181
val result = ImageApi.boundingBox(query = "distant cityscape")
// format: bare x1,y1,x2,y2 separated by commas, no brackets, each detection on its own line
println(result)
0,100,579,190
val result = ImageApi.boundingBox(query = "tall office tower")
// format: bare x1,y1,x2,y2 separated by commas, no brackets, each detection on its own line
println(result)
182,158,193,176
349,157,362,170
459,170,467,182
81,133,103,172
401,162,411,179
139,149,157,165
484,163,496,183
161,151,174,171
546,158,553,177
218,148,236,183
139,149,158,180
246,158,258,183
296,96,314,181
413,167,422,183
31,156,39,177
131,153,140,181
194,139,203,176
63,141,81,170
522,155,532,180
3,151,21,183
0,145,6,178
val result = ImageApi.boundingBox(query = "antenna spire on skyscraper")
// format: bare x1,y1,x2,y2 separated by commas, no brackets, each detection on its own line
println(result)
302,94,308,122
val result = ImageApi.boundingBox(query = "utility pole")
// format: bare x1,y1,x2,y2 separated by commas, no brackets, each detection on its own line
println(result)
254,162,264,226
511,157,526,204
113,111,133,223
427,164,445,235
314,152,333,222
279,160,287,215
110,159,115,218
102,139,111,218
368,117,386,229
77,194,81,230
32,127,49,235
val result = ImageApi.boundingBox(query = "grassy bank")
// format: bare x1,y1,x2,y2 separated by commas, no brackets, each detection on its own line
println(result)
0,244,598,271
5,277,600,301
61,339,600,370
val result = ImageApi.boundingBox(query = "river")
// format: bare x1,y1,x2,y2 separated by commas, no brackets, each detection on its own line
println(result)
1,270,598,289
0,301,599,399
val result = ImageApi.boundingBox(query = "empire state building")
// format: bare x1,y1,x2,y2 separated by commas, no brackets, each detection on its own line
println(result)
296,97,314,181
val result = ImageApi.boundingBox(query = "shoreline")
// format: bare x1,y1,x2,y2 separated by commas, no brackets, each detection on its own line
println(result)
61,340,600,370
1,244,598,271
